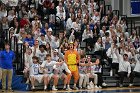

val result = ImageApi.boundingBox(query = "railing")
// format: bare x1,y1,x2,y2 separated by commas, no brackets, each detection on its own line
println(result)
113,10,119,18
2,29,25,75
54,15,62,34
105,5,112,15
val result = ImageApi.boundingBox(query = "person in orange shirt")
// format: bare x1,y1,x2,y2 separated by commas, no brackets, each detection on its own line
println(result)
64,42,80,90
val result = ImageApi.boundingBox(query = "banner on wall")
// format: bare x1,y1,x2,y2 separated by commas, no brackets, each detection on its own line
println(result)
131,0,140,14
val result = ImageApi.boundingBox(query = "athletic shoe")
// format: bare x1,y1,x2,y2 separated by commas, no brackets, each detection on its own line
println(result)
94,85,99,89
63,88,67,90
79,87,82,89
8,88,14,92
25,79,29,84
87,85,91,89
89,81,94,89
119,84,123,88
31,87,35,91
52,86,58,91
129,84,133,87
73,86,78,90
99,86,102,89
102,82,107,86
66,86,72,91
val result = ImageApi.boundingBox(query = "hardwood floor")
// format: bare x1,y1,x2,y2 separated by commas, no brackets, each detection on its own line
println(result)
12,87,140,93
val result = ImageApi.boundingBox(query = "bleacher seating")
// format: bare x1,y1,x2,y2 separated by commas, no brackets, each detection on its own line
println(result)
0,0,140,91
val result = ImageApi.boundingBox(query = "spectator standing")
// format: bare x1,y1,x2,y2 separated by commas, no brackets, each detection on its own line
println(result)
0,42,15,92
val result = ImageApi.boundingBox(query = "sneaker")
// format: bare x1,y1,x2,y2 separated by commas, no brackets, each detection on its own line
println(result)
25,79,29,84
79,87,82,89
63,87,67,90
8,88,14,92
119,84,123,88
52,86,58,91
129,84,133,87
99,86,102,89
66,86,72,91
102,82,107,86
73,86,78,90
87,85,91,89
94,85,99,89
31,87,35,91
89,81,94,89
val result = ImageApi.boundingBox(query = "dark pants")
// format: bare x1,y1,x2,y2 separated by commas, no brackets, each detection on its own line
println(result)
74,31,82,41
112,63,119,75
130,71,140,84
118,72,128,84
108,58,119,75
94,50,108,64
83,38,94,48
95,73,103,86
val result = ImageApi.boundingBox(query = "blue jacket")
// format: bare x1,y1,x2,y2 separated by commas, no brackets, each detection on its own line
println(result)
40,28,46,35
24,38,34,47
0,51,1,68
0,50,15,69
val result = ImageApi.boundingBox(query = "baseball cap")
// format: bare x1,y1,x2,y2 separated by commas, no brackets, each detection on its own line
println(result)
48,28,53,32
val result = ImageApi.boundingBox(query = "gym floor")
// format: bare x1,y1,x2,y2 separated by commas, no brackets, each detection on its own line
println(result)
13,87,140,93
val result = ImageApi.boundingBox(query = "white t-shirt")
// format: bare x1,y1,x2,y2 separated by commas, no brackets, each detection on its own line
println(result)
53,63,71,74
134,54,140,72
30,63,41,76
41,61,57,74
36,50,48,63
91,65,102,73
24,53,33,68
94,42,101,52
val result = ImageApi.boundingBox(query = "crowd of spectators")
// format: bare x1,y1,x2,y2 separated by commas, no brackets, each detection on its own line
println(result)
0,0,140,91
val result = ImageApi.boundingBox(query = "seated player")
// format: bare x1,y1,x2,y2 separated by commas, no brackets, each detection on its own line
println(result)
86,55,99,89
29,56,44,91
90,56,107,88
53,58,72,90
78,55,91,89
41,54,64,91
23,48,33,83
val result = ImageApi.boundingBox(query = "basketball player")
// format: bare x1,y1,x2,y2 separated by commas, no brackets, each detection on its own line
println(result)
87,55,99,89
53,58,72,90
78,55,91,89
29,56,44,91
41,54,64,91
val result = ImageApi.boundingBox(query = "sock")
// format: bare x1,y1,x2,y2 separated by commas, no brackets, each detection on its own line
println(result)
44,85,47,89
32,86,35,89
63,85,66,89
74,83,76,87
67,84,70,88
